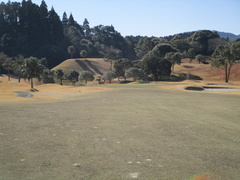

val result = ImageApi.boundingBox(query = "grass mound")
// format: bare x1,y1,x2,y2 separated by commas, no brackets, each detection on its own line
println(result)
52,58,111,76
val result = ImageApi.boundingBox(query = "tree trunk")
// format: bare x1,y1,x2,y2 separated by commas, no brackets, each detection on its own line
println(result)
31,78,34,89
8,69,10,81
225,63,228,83
227,64,233,83
110,60,112,70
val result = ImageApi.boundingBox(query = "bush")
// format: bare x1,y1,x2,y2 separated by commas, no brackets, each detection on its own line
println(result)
79,71,94,84
125,67,142,81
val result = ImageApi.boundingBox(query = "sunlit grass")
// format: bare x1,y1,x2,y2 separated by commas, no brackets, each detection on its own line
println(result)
0,84,239,179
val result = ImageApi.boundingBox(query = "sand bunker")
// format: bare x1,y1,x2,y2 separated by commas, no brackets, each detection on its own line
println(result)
160,80,240,95
185,86,240,92
185,86,204,91
203,86,240,91
14,91,33,97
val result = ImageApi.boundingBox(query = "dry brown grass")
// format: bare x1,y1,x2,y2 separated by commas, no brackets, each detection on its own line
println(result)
0,82,239,180
174,59,240,82
1,58,240,180
52,58,111,76
0,75,110,102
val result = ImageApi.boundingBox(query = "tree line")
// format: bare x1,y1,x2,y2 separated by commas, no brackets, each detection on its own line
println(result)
0,0,134,68
0,0,240,84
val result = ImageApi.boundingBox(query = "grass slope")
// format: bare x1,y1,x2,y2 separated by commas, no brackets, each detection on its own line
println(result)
52,58,111,76
174,59,240,82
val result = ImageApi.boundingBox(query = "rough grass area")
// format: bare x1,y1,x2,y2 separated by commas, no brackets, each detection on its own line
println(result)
174,59,240,82
0,84,239,180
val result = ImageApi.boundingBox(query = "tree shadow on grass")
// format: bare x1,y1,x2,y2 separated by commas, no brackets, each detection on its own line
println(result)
119,80,134,84
156,73,202,82
85,60,103,75
75,60,95,75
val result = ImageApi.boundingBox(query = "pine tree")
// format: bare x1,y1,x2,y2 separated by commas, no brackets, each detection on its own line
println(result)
68,13,75,26
49,7,64,44
83,18,90,37
39,0,50,45
62,12,68,27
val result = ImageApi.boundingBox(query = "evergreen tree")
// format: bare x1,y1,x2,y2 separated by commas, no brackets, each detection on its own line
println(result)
83,18,90,37
62,12,68,27
113,58,132,81
21,57,45,89
39,0,50,45
49,7,64,44
190,30,219,55
18,0,43,55
55,69,64,85
68,13,75,26
2,57,13,81
67,46,76,58
79,71,94,85
165,52,182,73
66,70,79,86
125,67,142,81
80,50,87,58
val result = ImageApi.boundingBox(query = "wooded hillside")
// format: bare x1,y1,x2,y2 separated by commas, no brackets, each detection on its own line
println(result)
0,0,239,84
1,0,239,69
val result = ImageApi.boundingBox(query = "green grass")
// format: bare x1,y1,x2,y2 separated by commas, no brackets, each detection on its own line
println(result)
0,84,240,180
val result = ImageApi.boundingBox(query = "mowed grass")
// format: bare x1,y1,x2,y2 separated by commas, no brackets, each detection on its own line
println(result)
0,84,240,180
52,58,111,76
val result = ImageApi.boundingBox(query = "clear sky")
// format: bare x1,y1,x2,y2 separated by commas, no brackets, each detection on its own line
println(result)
3,0,240,37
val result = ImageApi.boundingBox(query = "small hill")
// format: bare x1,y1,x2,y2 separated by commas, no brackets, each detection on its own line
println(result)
174,59,240,82
52,58,111,76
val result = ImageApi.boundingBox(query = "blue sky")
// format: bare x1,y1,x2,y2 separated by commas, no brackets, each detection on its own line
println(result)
4,0,240,37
